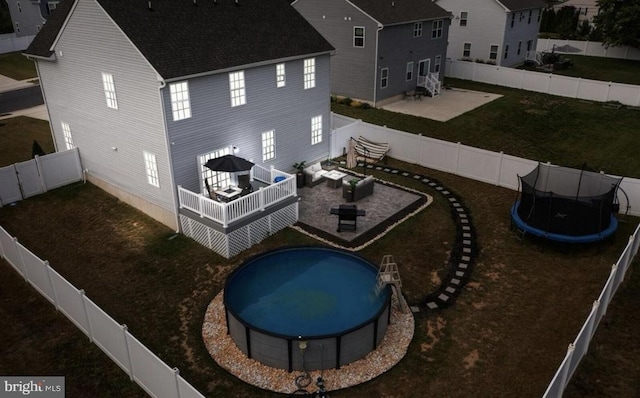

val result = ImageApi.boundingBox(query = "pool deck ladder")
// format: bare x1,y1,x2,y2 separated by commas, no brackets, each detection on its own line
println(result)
375,255,409,313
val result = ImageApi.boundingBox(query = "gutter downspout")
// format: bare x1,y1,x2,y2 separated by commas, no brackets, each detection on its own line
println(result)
157,79,181,233
373,24,383,107
32,60,58,153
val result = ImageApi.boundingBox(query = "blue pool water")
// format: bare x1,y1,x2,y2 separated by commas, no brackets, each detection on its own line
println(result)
224,247,390,337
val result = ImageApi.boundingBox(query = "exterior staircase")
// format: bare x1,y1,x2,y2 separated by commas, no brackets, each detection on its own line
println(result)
418,72,441,98
375,255,409,313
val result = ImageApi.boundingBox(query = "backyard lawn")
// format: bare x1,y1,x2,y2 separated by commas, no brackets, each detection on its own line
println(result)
1,70,640,397
0,52,37,81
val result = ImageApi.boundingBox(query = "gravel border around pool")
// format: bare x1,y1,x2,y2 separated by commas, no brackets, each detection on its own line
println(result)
202,290,414,394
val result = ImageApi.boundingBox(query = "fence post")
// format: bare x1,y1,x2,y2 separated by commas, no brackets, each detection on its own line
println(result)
259,187,265,211
587,300,600,339
173,367,181,398
605,82,612,103
14,237,30,281
34,155,48,193
560,343,575,392
122,324,135,380
44,261,60,310
80,289,94,343
454,142,461,175
495,151,504,186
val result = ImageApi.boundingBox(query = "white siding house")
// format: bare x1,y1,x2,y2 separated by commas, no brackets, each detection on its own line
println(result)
436,0,545,67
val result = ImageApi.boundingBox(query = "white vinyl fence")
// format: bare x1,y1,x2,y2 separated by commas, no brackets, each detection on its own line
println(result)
0,33,35,54
0,226,206,398
542,224,640,398
330,114,640,397
536,39,640,61
329,115,640,217
445,59,640,107
0,148,83,206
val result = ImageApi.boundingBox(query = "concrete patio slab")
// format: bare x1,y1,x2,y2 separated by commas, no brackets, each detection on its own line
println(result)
381,87,502,122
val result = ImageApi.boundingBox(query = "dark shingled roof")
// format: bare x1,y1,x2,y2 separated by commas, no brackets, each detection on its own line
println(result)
349,0,452,25
497,0,547,12
24,0,75,59
25,0,334,80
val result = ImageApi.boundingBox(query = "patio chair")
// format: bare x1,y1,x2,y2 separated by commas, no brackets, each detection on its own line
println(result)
237,174,253,196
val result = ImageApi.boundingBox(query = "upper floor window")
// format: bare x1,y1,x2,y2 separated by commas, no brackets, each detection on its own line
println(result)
489,45,499,60
510,13,515,28
169,81,191,121
143,151,160,188
380,68,388,88
460,11,468,27
61,122,74,150
517,41,522,55
229,71,246,107
528,10,532,24
463,43,471,58
276,63,286,88
431,20,443,39
504,44,510,59
199,148,231,194
413,22,423,38
519,12,525,21
354,26,365,48
262,130,276,161
17,2,21,12
101,72,118,109
406,62,413,81
311,115,322,145
304,58,315,89
434,56,441,73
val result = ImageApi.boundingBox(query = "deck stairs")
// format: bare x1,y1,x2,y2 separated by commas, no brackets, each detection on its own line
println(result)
375,255,409,313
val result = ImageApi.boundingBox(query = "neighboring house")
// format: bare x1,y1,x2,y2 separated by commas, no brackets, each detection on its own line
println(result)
552,0,599,23
293,0,452,106
436,0,546,67
24,0,334,258
4,0,50,37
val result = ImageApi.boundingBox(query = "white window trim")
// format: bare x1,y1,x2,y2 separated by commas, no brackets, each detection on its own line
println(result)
413,22,423,38
463,43,471,58
102,72,118,109
61,122,74,150
434,56,441,73
229,71,246,107
276,63,286,88
380,68,389,88
431,19,443,39
489,45,499,60
406,62,413,81
354,26,365,48
262,130,276,161
199,148,231,194
304,58,315,90
169,81,191,121
460,11,468,27
311,115,322,145
143,151,160,188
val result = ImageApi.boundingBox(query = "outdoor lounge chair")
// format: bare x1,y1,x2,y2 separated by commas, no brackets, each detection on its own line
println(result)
237,174,253,196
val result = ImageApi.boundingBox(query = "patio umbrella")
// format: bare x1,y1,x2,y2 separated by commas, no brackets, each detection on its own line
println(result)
204,154,254,172
346,138,357,169
553,44,581,53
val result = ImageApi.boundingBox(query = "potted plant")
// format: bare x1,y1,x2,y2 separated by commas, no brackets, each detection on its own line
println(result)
293,161,306,188
346,179,358,202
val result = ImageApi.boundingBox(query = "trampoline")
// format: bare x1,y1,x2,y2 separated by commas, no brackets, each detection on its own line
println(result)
511,164,622,243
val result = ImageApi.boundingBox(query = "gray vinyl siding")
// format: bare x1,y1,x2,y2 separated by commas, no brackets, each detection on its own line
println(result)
5,0,45,36
376,21,450,102
502,9,542,66
37,0,174,212
165,55,332,193
293,0,378,101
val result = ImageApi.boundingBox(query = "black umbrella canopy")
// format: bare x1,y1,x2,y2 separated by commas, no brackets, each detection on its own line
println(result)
204,155,254,172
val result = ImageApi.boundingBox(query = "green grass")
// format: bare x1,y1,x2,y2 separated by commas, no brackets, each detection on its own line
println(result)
0,117,54,167
334,78,640,178
0,52,37,80
520,54,640,85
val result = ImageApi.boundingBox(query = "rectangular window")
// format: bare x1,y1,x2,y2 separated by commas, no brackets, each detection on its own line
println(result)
354,26,365,48
15,22,20,33
528,10,532,24
460,11,468,27
276,63,286,88
169,81,191,121
229,71,246,107
311,115,322,145
101,72,118,109
511,13,515,28
406,62,413,81
517,41,522,55
431,20,443,39
143,151,160,188
413,22,422,37
17,2,21,12
61,122,74,150
304,58,315,89
463,43,471,58
527,40,532,52
504,44,509,59
519,12,524,21
199,148,231,193
434,56,441,73
262,130,275,161
489,45,498,60
380,68,388,88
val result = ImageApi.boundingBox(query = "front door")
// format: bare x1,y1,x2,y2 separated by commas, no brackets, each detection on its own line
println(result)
418,59,431,86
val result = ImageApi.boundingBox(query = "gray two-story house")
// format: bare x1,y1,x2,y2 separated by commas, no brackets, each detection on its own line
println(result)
24,0,334,258
436,0,545,67
293,0,452,106
4,0,51,37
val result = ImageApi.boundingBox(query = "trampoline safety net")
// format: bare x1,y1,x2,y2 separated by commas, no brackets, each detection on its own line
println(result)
517,164,622,237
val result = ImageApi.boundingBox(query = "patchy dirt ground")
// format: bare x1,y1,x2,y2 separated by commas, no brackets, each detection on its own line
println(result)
0,159,639,398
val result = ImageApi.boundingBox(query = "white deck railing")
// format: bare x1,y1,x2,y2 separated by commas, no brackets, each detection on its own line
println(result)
178,166,295,227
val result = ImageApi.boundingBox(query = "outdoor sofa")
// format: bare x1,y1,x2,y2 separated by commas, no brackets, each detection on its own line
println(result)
303,162,328,187
342,175,374,202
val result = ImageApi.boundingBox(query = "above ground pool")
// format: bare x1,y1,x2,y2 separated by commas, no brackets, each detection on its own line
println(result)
224,246,391,371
